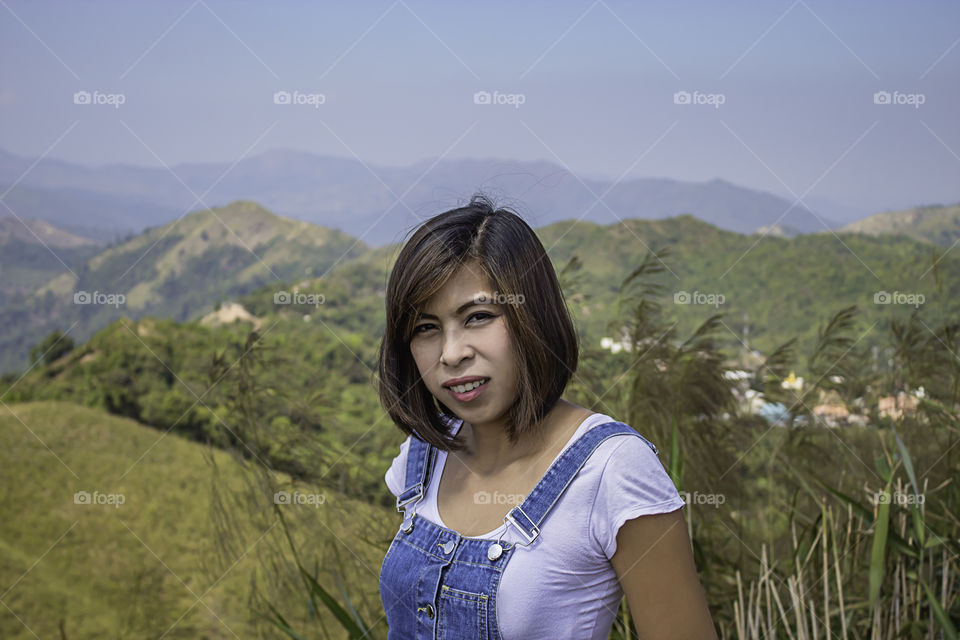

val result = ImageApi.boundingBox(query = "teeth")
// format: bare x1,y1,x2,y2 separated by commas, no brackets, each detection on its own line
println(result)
451,379,487,394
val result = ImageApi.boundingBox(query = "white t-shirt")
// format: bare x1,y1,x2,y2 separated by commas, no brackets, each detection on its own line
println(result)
383,413,686,640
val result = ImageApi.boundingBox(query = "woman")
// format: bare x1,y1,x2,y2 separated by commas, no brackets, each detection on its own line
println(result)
377,194,716,639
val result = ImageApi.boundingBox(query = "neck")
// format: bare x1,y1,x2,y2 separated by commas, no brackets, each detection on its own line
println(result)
457,399,587,475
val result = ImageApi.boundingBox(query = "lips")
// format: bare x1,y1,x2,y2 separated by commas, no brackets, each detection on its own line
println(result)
445,378,490,393
442,376,490,389
444,377,491,401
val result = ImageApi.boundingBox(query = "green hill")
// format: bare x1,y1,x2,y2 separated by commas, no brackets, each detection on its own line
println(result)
838,203,960,247
0,401,398,639
35,199,368,311
6,202,960,380
238,212,960,362
0,201,370,373
534,214,960,356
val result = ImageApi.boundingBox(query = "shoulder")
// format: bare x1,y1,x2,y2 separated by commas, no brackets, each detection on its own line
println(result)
596,426,667,483
571,416,661,473
584,423,685,558
384,434,414,497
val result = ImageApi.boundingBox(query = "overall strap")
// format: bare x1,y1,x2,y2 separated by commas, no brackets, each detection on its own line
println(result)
502,421,656,545
396,432,435,513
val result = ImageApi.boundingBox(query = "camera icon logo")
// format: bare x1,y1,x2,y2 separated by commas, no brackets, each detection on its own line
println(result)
674,291,691,304
473,91,491,105
873,91,891,105
273,91,291,105
274,491,291,504
74,291,91,304
74,490,91,504
73,91,91,104
873,291,891,304
673,91,691,105
474,490,491,504
274,291,291,304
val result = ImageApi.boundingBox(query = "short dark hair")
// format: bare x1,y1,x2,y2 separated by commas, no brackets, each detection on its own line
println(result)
377,193,579,452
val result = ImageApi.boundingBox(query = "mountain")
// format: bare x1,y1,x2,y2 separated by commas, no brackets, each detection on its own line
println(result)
0,201,369,373
518,214,960,355
0,147,836,246
6,199,959,377
235,211,960,372
0,216,100,248
0,217,103,300
837,203,960,247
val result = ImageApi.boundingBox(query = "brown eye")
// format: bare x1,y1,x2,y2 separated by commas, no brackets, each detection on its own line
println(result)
412,323,434,335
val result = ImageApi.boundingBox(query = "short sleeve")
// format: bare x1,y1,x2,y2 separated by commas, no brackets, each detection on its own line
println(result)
589,435,686,559
384,435,412,497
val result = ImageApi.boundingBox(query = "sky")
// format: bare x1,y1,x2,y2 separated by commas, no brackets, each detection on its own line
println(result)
1,0,958,217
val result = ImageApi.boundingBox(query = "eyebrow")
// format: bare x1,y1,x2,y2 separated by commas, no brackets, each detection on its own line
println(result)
417,295,493,320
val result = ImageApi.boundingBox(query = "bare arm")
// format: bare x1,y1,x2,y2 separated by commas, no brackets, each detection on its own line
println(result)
610,509,717,639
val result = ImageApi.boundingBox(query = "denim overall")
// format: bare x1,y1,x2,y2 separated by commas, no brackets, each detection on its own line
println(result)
379,421,658,640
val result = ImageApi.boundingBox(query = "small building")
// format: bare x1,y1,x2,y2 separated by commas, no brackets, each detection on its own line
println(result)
878,392,920,420
781,371,803,391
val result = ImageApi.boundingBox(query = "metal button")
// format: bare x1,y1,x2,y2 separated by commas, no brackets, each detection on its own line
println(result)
401,517,414,534
487,542,503,561
440,540,455,554
425,604,435,619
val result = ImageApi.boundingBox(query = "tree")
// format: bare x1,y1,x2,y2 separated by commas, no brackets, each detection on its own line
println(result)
29,329,75,366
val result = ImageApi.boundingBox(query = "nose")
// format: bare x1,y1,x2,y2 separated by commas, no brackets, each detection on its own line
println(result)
440,327,473,367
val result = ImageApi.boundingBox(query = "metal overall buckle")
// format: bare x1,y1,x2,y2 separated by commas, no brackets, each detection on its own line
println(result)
487,506,539,561
395,482,424,513
396,483,424,534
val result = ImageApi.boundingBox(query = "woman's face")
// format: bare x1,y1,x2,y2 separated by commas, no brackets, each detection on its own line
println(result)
409,262,520,427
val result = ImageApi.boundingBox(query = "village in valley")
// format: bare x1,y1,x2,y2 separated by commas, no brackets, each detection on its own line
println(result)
600,334,922,429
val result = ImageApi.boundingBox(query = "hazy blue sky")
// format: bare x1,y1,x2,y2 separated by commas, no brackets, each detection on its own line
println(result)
1,0,958,215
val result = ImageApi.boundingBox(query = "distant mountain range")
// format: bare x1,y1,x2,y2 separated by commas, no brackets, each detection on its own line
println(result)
1,146,844,245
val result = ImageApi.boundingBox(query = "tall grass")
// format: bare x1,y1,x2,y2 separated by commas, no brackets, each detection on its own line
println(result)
728,471,958,639
573,247,960,638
